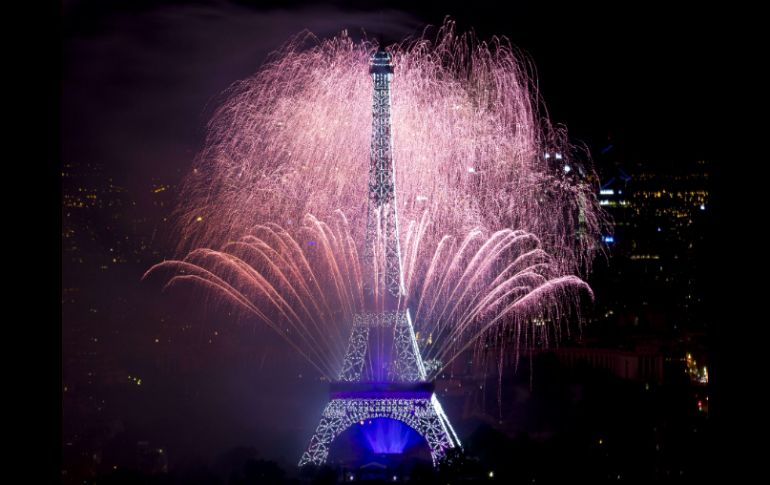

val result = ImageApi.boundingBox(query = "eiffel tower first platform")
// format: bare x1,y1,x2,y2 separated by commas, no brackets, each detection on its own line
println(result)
298,49,461,467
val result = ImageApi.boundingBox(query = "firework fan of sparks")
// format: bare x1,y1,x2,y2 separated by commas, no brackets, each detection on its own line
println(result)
147,19,608,378
146,211,593,379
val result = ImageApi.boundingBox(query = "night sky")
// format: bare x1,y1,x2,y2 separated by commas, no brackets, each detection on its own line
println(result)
62,0,719,478
64,0,718,186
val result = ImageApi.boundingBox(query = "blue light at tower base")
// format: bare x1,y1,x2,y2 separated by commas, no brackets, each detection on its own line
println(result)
360,418,423,454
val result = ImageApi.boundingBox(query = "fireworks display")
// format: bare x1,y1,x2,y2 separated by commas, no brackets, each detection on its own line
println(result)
146,20,606,378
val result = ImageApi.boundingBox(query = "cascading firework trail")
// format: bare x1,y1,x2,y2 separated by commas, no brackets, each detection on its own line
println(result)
146,20,607,378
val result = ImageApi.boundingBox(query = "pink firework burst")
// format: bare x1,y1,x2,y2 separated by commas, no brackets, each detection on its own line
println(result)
174,20,606,276
148,20,607,377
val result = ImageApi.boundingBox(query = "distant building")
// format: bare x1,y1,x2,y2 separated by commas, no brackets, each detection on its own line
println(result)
594,157,709,333
551,346,664,384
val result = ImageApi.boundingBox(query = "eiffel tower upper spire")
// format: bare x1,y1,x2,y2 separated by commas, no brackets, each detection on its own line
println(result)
364,48,405,310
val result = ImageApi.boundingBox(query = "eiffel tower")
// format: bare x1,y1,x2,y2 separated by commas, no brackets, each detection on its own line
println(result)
298,49,461,467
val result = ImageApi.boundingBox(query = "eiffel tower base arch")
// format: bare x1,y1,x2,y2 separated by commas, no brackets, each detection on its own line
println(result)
299,391,460,466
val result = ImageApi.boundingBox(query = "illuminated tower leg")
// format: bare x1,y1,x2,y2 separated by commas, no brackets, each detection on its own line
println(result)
338,315,370,382
389,310,427,382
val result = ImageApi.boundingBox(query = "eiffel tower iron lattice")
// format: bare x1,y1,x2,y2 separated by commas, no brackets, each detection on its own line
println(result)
299,49,461,467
